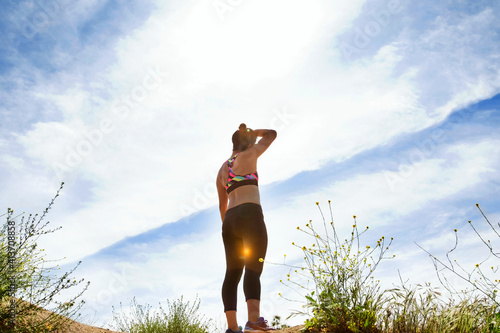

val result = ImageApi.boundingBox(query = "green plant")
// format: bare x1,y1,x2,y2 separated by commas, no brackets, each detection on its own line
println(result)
112,295,215,333
271,315,290,330
0,183,89,332
273,201,500,332
279,201,394,333
384,277,499,332
417,204,500,305
400,204,500,332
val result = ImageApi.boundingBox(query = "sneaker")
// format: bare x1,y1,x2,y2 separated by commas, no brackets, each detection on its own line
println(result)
226,326,243,333
244,317,277,331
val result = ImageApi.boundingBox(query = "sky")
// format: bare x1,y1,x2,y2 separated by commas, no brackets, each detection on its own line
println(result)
1,0,500,331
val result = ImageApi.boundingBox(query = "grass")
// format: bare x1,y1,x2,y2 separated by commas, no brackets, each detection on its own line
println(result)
274,201,500,333
106,201,500,333
4,194,499,332
383,279,499,333
111,296,216,333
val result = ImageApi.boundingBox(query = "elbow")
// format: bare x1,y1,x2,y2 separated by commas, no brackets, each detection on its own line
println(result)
270,130,277,142
267,130,277,140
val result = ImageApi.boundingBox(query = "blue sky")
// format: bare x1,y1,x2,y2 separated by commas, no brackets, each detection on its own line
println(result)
1,0,500,331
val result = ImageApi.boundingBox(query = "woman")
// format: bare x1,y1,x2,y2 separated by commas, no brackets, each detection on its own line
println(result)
216,124,277,333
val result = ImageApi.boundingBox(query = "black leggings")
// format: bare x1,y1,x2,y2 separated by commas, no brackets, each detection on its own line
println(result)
222,203,268,312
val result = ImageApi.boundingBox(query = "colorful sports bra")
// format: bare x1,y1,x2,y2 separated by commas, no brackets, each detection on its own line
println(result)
225,153,259,194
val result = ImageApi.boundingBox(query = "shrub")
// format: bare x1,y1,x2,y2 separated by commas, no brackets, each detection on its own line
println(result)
271,315,290,330
279,201,394,333
418,204,500,306
112,296,215,333
275,201,500,332
408,203,500,332
0,183,89,332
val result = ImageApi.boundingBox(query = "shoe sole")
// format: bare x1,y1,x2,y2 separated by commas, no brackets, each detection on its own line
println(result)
244,328,265,332
245,328,275,332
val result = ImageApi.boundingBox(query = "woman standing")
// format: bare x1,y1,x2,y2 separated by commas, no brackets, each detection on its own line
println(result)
216,124,277,333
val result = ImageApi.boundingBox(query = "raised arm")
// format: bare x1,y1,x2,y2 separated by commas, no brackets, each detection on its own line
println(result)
252,129,277,157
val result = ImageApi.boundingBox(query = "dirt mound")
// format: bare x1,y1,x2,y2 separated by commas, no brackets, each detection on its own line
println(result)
275,325,305,333
50,319,123,333
3,298,303,332
55,321,304,333
0,298,122,333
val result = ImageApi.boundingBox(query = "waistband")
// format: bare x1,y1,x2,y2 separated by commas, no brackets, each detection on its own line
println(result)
225,202,262,215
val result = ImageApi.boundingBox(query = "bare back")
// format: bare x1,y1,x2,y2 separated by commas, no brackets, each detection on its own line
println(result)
218,148,261,210
216,129,277,222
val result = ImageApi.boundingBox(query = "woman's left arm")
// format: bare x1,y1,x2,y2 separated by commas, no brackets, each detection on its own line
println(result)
216,170,228,222
252,129,277,157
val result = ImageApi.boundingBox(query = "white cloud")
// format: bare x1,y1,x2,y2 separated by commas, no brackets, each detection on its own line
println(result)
1,154,25,170
7,0,499,268
403,7,500,118
260,137,500,292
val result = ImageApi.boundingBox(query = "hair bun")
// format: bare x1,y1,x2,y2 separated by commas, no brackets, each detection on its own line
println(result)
239,123,247,131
